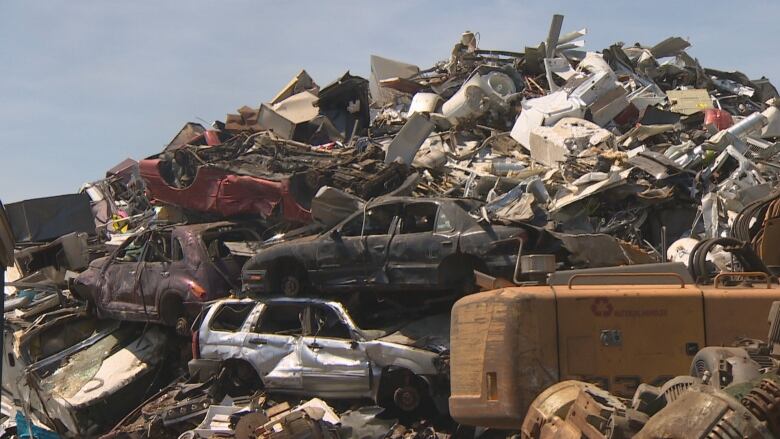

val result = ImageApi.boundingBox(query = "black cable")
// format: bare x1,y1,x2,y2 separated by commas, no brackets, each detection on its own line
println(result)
689,237,769,282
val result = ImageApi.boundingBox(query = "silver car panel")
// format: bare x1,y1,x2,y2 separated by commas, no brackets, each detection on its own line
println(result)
198,298,443,401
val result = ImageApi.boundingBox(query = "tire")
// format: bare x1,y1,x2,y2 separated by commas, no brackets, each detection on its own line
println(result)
221,361,262,396
272,263,308,297
454,263,477,296
439,256,479,296
160,292,185,327
393,384,423,412
378,369,429,413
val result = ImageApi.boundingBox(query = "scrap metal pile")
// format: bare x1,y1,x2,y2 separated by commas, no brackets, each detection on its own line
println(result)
134,14,780,279
2,13,780,439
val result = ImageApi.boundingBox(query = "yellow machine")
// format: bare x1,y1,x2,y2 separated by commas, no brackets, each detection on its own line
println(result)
449,270,780,429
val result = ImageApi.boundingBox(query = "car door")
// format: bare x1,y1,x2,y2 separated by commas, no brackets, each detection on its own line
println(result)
200,301,256,359
245,302,305,391
100,232,150,315
203,227,260,290
139,230,173,318
315,204,399,287
300,303,371,396
386,202,458,285
361,203,402,285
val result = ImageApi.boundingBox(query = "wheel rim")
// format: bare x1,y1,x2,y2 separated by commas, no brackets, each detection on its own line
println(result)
281,276,300,296
393,385,421,411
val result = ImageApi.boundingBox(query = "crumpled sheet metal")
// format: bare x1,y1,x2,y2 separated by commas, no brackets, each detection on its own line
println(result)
140,159,312,223
33,326,169,437
339,406,396,439
528,117,613,167
548,231,655,267
116,12,780,276
310,186,364,228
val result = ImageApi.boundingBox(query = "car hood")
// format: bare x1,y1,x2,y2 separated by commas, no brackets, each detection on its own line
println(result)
262,233,320,248
377,313,450,352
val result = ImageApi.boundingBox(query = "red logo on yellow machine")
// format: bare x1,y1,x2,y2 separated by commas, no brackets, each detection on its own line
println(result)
591,297,614,317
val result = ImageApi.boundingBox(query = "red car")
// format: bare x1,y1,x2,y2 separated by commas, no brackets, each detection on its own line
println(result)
140,158,312,223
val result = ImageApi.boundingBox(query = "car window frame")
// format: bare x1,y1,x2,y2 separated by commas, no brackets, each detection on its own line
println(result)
433,204,456,233
143,230,174,263
400,201,440,235
106,230,151,269
305,303,356,341
207,302,256,334
362,202,402,236
336,202,402,238
200,224,258,256
171,236,186,262
337,212,364,237
251,301,306,336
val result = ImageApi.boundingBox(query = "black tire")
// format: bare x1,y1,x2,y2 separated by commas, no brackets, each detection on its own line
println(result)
160,292,185,327
378,369,430,413
221,361,262,396
439,256,479,296
393,384,423,412
272,263,308,297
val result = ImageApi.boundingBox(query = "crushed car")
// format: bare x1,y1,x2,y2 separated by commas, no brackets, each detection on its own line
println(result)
242,197,530,296
23,324,174,437
3,301,177,438
140,132,411,224
72,222,261,329
189,298,450,413
242,196,652,297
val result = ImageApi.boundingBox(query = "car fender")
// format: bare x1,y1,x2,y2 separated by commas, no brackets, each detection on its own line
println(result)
364,341,439,376
71,268,101,302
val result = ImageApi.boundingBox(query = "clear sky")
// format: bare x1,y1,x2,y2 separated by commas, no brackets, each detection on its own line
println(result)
1,0,778,203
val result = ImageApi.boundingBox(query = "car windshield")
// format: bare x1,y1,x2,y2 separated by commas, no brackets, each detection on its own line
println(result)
114,233,149,262
25,317,119,365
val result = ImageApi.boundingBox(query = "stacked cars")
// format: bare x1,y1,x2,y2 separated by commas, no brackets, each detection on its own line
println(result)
3,14,780,439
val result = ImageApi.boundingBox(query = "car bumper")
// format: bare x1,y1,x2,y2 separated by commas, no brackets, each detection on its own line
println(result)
188,358,222,381
242,269,268,294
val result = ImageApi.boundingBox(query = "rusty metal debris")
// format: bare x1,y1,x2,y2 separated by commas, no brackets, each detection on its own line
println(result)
2,13,780,439
519,301,780,438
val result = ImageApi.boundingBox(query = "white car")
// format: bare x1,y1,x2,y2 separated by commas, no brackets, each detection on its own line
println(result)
189,298,449,412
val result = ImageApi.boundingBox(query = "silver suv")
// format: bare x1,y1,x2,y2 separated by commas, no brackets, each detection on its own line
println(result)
189,298,449,412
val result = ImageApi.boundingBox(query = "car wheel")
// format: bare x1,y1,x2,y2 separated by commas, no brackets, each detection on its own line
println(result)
439,256,479,296
455,266,477,296
394,385,422,412
280,274,302,297
274,264,307,297
379,369,429,413
160,293,185,327
221,361,262,396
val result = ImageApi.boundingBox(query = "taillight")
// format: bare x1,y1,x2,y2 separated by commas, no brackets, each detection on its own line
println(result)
191,330,200,359
187,281,207,299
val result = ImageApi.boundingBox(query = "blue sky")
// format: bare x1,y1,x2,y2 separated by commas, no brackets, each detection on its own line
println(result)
1,0,778,203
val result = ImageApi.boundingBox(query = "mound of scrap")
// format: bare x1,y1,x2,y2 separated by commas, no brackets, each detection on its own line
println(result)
133,14,780,276
2,13,780,439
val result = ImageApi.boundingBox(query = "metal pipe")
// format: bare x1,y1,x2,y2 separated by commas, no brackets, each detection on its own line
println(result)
661,225,668,263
